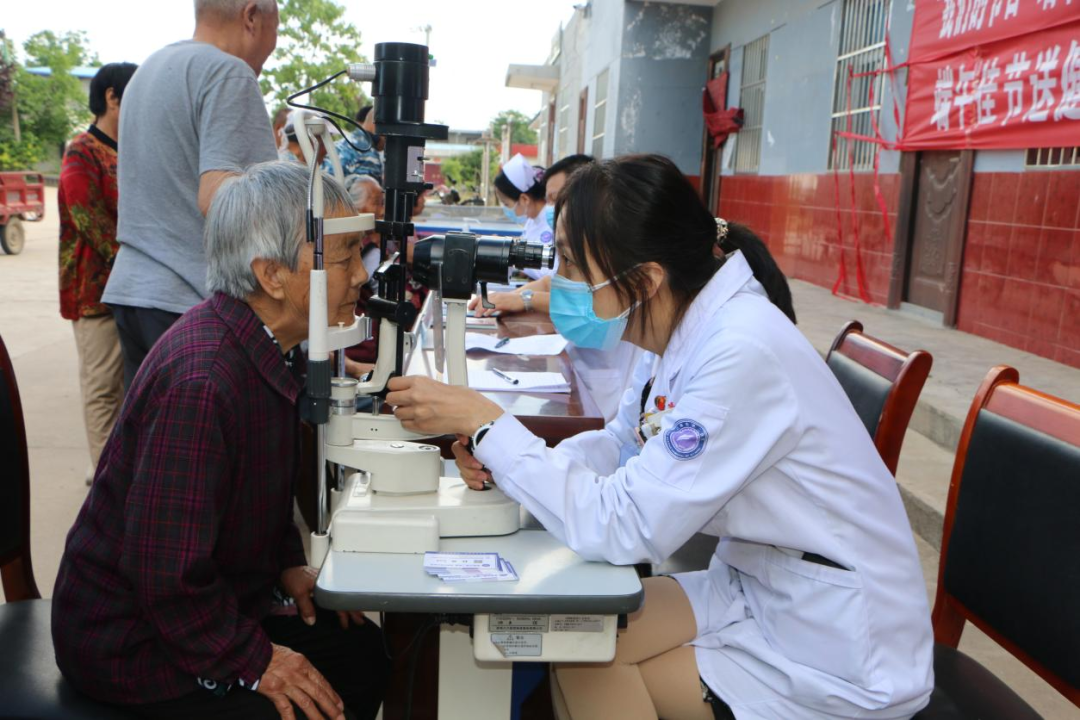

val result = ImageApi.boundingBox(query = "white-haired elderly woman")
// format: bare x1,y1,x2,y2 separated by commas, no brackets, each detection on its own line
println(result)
53,161,389,720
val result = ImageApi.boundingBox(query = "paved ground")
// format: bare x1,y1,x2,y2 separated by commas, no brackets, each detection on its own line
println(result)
0,190,1075,717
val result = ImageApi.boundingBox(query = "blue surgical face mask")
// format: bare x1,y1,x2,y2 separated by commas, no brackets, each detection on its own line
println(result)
502,203,526,224
549,270,640,351
543,206,556,229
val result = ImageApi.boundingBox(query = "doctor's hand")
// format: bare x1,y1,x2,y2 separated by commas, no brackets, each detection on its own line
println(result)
257,643,345,720
386,375,503,437
467,291,525,316
452,436,494,490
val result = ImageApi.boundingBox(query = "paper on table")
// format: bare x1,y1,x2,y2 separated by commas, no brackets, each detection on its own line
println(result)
469,370,570,393
465,333,568,356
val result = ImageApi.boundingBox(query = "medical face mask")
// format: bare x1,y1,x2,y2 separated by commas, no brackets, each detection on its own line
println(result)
550,270,640,351
543,206,555,229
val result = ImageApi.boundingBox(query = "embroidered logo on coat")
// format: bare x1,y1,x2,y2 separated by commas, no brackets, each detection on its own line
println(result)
540,230,554,244
664,419,708,460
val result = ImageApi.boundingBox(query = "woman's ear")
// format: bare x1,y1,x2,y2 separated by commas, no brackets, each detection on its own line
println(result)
251,258,287,300
106,88,121,113
641,262,666,302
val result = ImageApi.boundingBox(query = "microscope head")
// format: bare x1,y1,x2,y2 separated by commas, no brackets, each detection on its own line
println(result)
411,233,555,300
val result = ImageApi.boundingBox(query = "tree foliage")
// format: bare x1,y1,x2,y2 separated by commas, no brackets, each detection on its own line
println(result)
439,147,501,194
260,0,370,125
0,30,97,170
491,109,538,145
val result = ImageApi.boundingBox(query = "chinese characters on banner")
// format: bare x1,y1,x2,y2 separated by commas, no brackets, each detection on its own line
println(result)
904,0,1080,149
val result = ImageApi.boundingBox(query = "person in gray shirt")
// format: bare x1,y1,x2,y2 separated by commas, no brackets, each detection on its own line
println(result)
104,0,280,388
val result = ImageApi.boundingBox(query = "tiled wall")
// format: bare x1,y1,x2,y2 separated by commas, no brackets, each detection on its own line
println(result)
717,169,1080,369
957,171,1080,369
717,173,900,305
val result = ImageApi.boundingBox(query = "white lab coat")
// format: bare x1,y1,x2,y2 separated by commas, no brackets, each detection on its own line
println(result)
520,212,555,281
567,342,644,423
474,251,935,719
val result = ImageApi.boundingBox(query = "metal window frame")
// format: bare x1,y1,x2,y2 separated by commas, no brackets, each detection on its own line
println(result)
734,34,769,174
1025,146,1080,169
591,68,610,159
829,0,892,171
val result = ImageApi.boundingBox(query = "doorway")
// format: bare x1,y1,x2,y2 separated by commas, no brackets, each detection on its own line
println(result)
699,46,731,213
890,150,973,326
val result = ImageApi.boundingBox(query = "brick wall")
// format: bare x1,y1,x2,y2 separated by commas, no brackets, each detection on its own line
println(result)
717,169,1080,369
957,171,1080,369
717,173,901,305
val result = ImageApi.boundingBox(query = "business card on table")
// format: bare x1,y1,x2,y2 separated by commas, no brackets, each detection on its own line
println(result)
423,552,500,573
424,552,519,583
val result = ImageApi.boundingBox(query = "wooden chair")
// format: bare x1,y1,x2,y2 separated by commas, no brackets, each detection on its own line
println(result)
0,332,131,719
914,365,1080,718
826,320,933,475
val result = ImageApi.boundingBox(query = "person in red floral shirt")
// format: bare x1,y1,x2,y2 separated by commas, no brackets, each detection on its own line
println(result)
58,61,138,485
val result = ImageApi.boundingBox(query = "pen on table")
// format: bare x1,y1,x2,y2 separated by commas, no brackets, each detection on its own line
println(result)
495,337,511,349
491,368,519,385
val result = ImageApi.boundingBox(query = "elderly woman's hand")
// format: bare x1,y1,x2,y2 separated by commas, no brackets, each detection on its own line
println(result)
385,376,503,437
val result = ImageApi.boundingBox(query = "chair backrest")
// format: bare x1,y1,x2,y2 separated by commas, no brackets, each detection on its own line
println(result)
0,332,39,602
825,320,933,475
932,365,1080,708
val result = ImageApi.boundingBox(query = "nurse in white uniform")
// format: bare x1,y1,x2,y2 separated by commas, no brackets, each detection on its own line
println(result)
495,153,554,281
387,155,934,720
473,153,643,422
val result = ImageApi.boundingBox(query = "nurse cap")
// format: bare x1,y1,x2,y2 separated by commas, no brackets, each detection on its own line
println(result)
502,153,543,193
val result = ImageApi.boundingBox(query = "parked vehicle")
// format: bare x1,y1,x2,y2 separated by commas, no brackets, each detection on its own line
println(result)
0,172,46,255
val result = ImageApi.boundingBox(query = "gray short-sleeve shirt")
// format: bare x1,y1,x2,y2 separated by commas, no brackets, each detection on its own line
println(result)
104,40,277,314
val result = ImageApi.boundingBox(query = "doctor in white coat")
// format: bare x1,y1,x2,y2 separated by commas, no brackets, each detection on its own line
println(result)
387,155,934,720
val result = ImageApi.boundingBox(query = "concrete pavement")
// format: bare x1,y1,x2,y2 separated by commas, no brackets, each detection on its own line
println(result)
0,191,1075,717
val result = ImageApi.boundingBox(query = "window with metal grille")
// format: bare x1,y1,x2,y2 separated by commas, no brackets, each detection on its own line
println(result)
557,92,571,159
1025,147,1080,169
830,0,891,171
592,69,609,159
734,35,768,174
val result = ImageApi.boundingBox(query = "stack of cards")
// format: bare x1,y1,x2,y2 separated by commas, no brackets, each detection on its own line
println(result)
423,551,519,584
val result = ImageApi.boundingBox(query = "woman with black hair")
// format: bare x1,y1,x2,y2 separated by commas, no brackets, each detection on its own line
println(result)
494,153,553,280
58,61,138,485
386,154,933,720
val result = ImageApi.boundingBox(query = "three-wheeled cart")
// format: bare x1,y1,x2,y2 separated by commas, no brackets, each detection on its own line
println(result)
0,172,46,255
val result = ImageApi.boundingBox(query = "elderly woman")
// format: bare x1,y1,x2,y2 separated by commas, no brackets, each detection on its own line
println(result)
52,162,389,720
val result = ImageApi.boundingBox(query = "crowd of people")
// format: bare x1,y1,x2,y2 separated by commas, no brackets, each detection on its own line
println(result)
51,0,935,718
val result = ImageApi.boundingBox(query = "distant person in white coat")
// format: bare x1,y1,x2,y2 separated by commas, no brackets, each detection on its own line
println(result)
471,153,643,422
385,154,934,719
494,153,553,281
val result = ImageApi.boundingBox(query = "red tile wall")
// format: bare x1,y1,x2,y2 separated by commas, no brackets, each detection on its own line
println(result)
717,173,900,306
717,170,1080,369
958,171,1080,369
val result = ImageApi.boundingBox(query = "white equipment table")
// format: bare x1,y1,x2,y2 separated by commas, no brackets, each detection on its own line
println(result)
315,529,644,720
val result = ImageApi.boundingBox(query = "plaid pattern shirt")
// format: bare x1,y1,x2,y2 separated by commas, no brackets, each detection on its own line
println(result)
52,293,309,705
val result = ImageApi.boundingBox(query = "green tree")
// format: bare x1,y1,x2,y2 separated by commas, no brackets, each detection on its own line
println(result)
440,148,499,193
0,30,97,170
260,0,370,126
491,109,538,145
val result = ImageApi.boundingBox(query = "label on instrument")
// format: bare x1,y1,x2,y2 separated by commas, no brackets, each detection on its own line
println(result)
551,614,605,633
491,615,549,633
490,633,543,658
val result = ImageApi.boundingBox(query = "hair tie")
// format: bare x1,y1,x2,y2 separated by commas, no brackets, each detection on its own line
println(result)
715,218,729,244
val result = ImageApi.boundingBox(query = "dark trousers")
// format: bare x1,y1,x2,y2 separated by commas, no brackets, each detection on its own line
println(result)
128,608,390,719
110,304,182,390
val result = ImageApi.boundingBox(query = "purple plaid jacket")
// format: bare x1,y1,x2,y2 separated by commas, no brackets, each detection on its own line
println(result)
52,293,309,705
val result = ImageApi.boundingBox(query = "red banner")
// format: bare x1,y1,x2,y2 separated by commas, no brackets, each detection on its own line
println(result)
903,1,1080,149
